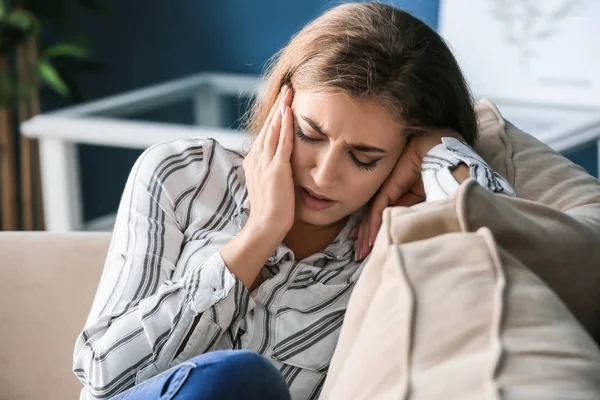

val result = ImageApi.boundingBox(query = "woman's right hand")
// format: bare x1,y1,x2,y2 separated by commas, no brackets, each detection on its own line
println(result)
243,84,296,241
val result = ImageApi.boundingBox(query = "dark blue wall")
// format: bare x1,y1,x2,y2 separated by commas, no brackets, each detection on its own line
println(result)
49,1,596,222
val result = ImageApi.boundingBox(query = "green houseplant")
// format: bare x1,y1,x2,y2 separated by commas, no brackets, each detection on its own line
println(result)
0,0,108,230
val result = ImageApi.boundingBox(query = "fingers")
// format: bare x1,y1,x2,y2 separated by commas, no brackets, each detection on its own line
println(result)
353,142,429,262
276,88,294,162
252,90,283,156
381,166,413,205
392,191,424,208
359,212,376,262
354,192,424,262
355,213,370,262
366,210,383,257
355,220,363,261
355,193,388,262
264,86,289,159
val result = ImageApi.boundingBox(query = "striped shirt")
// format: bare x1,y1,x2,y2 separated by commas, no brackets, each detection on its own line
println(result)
73,136,514,400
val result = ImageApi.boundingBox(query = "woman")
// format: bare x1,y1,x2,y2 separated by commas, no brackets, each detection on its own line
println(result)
74,3,514,400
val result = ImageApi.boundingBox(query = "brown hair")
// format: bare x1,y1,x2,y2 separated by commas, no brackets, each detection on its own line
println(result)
244,2,478,149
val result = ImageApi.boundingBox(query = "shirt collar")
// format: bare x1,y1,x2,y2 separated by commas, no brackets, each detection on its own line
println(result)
234,195,364,266
268,206,365,266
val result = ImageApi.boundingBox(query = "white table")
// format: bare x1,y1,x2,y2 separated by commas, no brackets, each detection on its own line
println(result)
20,73,260,232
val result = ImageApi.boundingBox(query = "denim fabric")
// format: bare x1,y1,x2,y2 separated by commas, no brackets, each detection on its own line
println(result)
113,350,291,400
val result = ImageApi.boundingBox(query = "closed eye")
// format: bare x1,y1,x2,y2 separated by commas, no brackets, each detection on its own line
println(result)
294,128,320,143
294,128,380,171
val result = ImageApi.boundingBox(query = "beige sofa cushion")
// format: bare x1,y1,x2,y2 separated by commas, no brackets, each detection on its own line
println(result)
0,232,111,400
321,181,600,400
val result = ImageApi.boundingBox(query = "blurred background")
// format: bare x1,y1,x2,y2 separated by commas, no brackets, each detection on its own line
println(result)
1,0,598,232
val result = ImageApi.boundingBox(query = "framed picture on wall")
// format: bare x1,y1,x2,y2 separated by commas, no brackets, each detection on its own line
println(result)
438,0,600,110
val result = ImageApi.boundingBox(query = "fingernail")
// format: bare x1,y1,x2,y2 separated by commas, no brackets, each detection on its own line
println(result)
369,237,372,247
282,85,287,96
281,101,286,116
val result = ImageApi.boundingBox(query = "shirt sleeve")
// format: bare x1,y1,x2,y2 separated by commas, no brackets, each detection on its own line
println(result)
72,139,254,400
421,137,516,202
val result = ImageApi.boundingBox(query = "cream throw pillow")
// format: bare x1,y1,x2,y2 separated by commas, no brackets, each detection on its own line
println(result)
321,182,600,400
474,99,600,338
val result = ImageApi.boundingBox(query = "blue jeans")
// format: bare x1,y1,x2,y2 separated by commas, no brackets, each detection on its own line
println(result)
113,350,291,400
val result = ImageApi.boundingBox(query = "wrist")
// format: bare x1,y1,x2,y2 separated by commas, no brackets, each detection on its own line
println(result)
450,163,470,184
220,222,282,288
241,220,285,257
417,130,464,159
246,216,289,243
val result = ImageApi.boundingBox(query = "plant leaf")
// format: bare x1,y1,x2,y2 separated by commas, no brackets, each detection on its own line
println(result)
42,43,90,60
6,9,40,34
37,61,70,97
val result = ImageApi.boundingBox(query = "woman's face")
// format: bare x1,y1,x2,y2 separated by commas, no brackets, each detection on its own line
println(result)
290,90,408,227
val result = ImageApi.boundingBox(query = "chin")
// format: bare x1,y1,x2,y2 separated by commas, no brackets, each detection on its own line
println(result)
295,204,347,227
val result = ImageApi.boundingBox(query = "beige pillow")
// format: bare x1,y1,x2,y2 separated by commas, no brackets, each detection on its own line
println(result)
321,182,600,400
473,99,600,339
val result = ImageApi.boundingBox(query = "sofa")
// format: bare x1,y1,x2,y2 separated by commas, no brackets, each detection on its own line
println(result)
1,99,599,400
0,232,111,400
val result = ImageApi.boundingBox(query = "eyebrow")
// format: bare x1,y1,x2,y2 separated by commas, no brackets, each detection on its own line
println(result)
299,115,387,154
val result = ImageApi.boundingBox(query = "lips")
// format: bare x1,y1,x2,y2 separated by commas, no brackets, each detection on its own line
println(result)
302,187,333,201
299,186,336,211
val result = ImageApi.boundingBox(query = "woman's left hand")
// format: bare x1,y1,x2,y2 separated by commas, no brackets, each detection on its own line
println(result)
352,128,466,262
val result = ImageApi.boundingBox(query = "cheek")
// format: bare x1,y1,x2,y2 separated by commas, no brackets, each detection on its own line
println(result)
290,143,302,172
290,140,313,174
340,157,398,207
341,172,389,206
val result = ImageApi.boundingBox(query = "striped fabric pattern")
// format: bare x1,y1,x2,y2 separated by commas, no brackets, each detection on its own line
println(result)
73,136,513,400
422,137,515,202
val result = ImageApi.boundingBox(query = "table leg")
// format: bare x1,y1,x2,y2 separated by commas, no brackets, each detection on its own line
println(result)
39,139,83,231
194,87,225,128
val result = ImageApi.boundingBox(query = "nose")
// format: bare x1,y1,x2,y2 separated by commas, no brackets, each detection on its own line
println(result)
311,147,341,189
